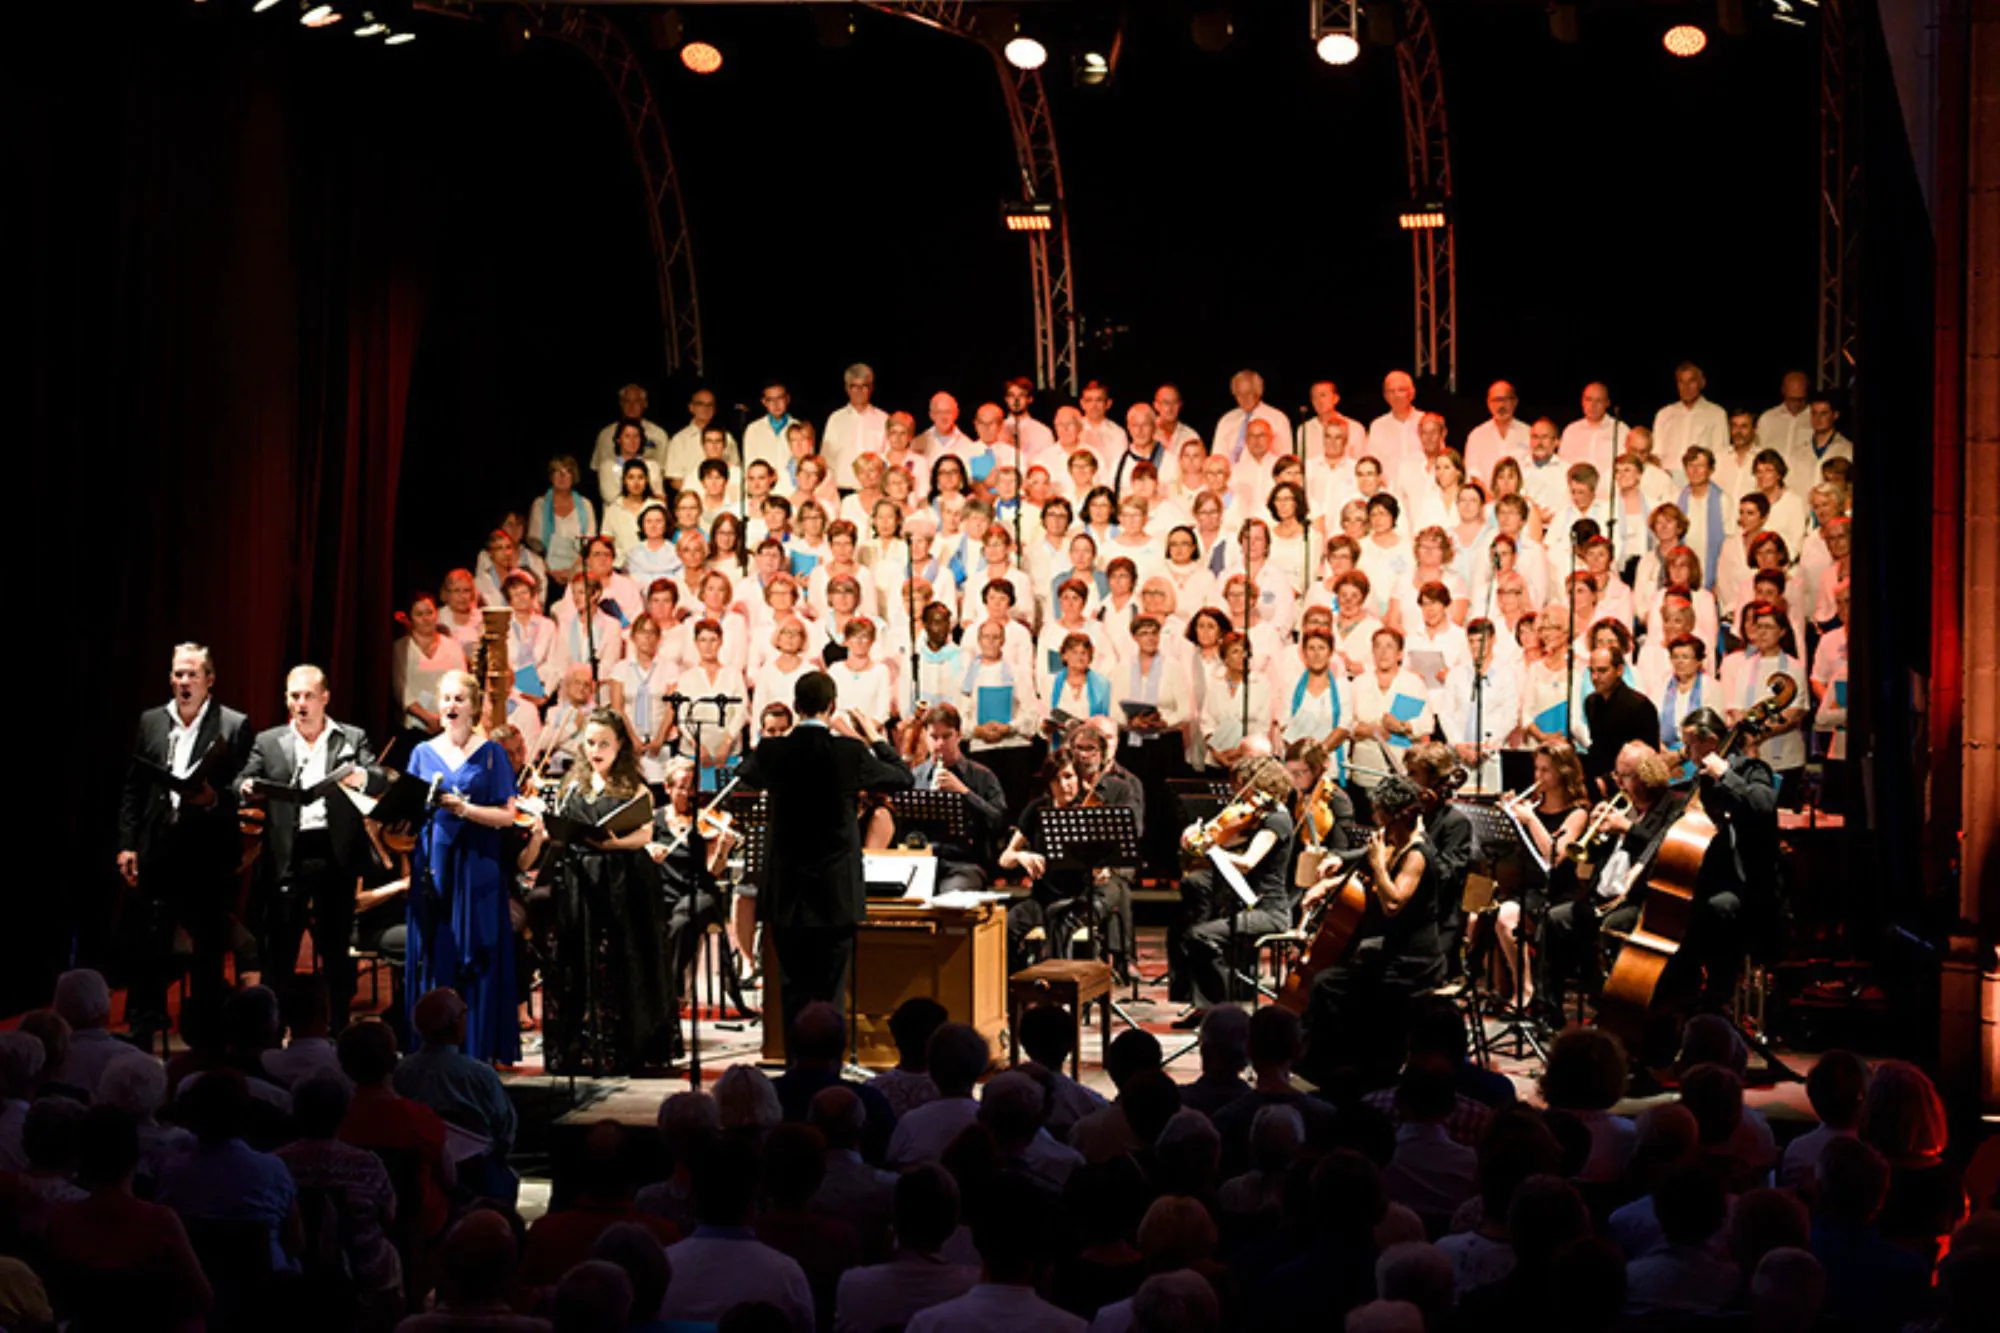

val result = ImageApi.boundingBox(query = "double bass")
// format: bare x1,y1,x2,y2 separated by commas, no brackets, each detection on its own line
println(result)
1596,674,1796,1048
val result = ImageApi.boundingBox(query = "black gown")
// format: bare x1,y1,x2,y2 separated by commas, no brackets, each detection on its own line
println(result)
541,787,677,1075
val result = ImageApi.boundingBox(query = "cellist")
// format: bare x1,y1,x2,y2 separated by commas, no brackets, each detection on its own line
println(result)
1674,706,1780,1006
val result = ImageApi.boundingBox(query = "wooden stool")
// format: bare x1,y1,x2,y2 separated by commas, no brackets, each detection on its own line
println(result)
1008,959,1114,1079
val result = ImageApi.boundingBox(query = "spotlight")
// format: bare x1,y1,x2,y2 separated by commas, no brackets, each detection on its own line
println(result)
1001,200,1056,233
1076,51,1110,86
1663,24,1709,57
1397,201,1449,230
253,0,283,11
355,11,387,37
681,41,723,74
1004,36,1048,70
1316,33,1359,65
301,5,342,26
384,32,415,46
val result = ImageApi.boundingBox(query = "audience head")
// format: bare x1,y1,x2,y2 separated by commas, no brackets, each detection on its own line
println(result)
573,1120,636,1203
1250,1103,1306,1174
1121,1068,1185,1147
1018,1003,1076,1072
1476,1107,1564,1221
1507,1174,1592,1270
553,1260,632,1333
1393,1055,1458,1125
224,984,282,1055
1676,1012,1750,1077
1750,1248,1826,1333
657,1089,720,1170
0,1031,46,1101
926,1023,991,1099
790,1001,847,1068
591,1221,672,1317
95,1050,168,1123
1862,1058,1949,1163
1197,1005,1251,1078
293,1071,353,1141
692,1130,763,1227
179,1068,252,1145
892,1164,962,1254
1677,1062,1745,1148
1155,1110,1224,1196
1246,1004,1303,1075
337,1019,401,1088
1652,1157,1728,1247
23,1095,84,1177
1549,1237,1628,1333
807,1084,866,1153
1312,1149,1388,1243
17,1010,69,1080
278,975,332,1043
1804,1048,1870,1131
75,1102,140,1191
1131,1270,1221,1333
1105,1027,1165,1090
1934,1214,2000,1333
761,1123,829,1210
1730,1187,1810,1273
972,1173,1057,1283
414,987,470,1048
1814,1135,1890,1225
52,969,111,1033
1540,1027,1629,1111
1346,1301,1424,1333
437,1210,521,1308
977,1071,1047,1153
1137,1194,1219,1271
1375,1243,1452,1332
714,1065,782,1137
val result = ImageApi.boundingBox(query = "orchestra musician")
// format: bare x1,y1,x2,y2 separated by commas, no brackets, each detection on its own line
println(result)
405,668,521,1065
1673,707,1781,1005
117,643,255,1040
527,708,673,1075
1168,755,1297,1028
1065,719,1145,965
909,704,1009,897
1537,741,1685,1026
1402,741,1474,978
1490,744,1589,1011
233,665,383,1023
1294,774,1449,1085
648,756,741,1054
999,751,1103,970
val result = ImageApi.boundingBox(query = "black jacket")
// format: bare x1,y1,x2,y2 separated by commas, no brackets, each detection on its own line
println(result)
118,701,255,863
735,723,912,929
234,720,385,879
1696,754,1780,905
1583,683,1663,784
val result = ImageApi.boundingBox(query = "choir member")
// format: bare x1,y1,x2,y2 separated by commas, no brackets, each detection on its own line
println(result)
392,591,467,740
528,454,597,599
609,614,676,789
1442,619,1519,794
1347,628,1436,795
1719,601,1810,805
1199,632,1273,771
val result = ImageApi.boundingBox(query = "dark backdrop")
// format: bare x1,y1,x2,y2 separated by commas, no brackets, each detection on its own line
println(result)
21,1,1924,1011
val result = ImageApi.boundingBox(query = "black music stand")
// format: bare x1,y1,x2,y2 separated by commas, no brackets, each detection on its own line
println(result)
1455,799,1548,1064
1038,804,1145,1029
1168,777,1234,829
884,790,972,851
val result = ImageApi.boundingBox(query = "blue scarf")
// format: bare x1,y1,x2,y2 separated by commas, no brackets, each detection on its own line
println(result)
1055,669,1112,718
1293,671,1346,781
1678,484,1725,590
540,488,593,559
1660,672,1704,747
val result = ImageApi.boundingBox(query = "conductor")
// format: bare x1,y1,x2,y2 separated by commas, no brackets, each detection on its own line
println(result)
734,670,913,1051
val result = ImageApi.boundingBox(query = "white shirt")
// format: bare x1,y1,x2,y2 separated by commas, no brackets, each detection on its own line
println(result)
1811,626,1849,760
1757,403,1814,483
1652,397,1731,478
663,1228,816,1333
167,697,213,812
1720,649,1806,771
1463,419,1533,486
290,721,335,833
836,1252,981,1333
1368,408,1426,475
661,423,740,489
1297,413,1369,466
743,414,798,474
825,404,891,491
1788,430,1854,496
1560,415,1627,489
1202,674,1272,754
1212,403,1292,462
1518,454,1573,522
887,1096,979,1168
1442,660,1520,792
590,416,670,472
596,456,665,510
1005,412,1056,457
906,1282,1087,1333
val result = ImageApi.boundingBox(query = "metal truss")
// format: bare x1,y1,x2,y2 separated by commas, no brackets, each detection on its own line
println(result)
1817,0,1859,390
869,3,1080,393
1393,1,1458,393
523,5,706,376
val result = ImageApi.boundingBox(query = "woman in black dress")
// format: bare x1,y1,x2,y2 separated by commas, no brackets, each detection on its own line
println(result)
530,708,676,1075
1298,774,1446,1085
648,757,743,1043
998,751,1095,972
1490,743,1589,1013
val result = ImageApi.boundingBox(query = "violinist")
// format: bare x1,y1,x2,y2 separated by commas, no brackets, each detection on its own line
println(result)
1285,738,1361,864
1000,751,1098,971
1065,719,1143,966
649,757,741,1050
1167,755,1297,1029
1294,774,1447,1085
909,705,1008,898
1538,741,1684,1025
1403,741,1475,979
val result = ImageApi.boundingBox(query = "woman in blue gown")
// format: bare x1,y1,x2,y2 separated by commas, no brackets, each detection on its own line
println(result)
406,668,521,1065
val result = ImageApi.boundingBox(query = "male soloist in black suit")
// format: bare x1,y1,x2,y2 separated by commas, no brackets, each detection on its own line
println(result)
234,665,385,1021
732,670,912,1050
117,644,255,1034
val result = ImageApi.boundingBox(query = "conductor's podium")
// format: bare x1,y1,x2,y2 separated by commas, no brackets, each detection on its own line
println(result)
761,896,1008,1067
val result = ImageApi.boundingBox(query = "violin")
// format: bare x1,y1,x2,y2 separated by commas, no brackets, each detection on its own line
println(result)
1181,785,1279,867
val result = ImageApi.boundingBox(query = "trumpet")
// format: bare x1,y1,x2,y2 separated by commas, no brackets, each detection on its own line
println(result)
1565,793,1633,867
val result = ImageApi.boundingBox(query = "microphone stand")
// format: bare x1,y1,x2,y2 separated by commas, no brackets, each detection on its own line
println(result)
1606,407,1621,578
905,523,921,727
1471,632,1488,798
1564,520,1587,751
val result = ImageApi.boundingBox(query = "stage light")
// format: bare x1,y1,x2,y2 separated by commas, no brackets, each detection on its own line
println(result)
1398,201,1448,230
1316,33,1359,65
1001,200,1056,233
384,32,415,47
1004,36,1048,71
681,41,723,74
1663,24,1709,57
1077,51,1111,85
252,0,282,11
355,11,386,37
301,5,341,27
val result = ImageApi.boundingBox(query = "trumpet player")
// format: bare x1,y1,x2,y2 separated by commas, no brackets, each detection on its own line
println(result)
1487,745,1589,1011
1538,741,1684,1024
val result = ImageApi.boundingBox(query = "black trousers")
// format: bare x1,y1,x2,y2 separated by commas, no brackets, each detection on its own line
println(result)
1544,892,1750,1018
129,828,237,1029
1300,939,1446,1086
261,831,358,1020
1169,866,1287,1010
771,923,856,1058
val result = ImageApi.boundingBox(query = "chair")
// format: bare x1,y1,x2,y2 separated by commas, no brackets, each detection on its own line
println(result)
1007,959,1114,1078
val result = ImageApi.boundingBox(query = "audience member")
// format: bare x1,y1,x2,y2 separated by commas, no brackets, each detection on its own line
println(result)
274,1071,404,1306
1253,1151,1387,1332
1779,1048,1869,1190
50,969,124,1099
1536,1028,1634,1184
1748,1247,1825,1333
805,1086,896,1261
1380,1057,1479,1231
396,1210,550,1333
771,1003,897,1165
904,1173,1087,1333
714,1066,784,1142
1621,1159,1737,1317
1017,1004,1109,1139
554,1260,633,1333
1070,1031,1167,1164
1176,1007,1252,1118
635,1091,719,1233
337,1019,455,1250
1372,1243,1450,1333
1210,1008,1335,1177
865,998,947,1119
586,1221,684,1333
1859,1059,1965,1262
1434,1107,1561,1298
1809,1135,1932,1328
261,978,343,1090
833,1165,979,1333
95,1049,195,1188
0,1030,46,1171
1127,1269,1221,1333
1215,1104,1302,1235
981,1069,1084,1195
519,1122,678,1290
396,988,521,1204
885,1024,989,1168
658,1133,814,1333
755,1123,861,1331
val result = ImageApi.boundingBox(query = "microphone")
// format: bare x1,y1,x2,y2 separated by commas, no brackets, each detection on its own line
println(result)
701,694,745,706
423,774,444,810
1491,542,1505,572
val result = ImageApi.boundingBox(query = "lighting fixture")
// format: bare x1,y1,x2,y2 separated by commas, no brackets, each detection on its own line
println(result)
680,41,723,74
1077,51,1110,85
252,0,283,11
355,11,386,37
1397,202,1449,231
1663,24,1709,57
1316,32,1359,65
1004,36,1048,70
384,31,415,46
1001,200,1056,233
301,5,340,27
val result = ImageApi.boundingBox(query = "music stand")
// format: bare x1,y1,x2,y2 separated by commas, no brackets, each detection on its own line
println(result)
1035,805,1145,1031
1455,799,1548,1064
883,790,972,850
1168,777,1234,829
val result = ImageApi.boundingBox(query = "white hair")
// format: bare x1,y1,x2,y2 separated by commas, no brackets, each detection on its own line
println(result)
96,1051,169,1120
1249,1103,1305,1171
843,362,875,385
1131,1270,1220,1333
53,969,111,1029
656,1089,719,1140
714,1064,781,1133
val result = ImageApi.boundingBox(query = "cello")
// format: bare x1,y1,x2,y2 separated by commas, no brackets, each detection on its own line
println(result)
1595,674,1797,1050
1276,833,1378,1013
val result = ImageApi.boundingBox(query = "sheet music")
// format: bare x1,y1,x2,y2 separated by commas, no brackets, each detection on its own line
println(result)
1208,846,1257,908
